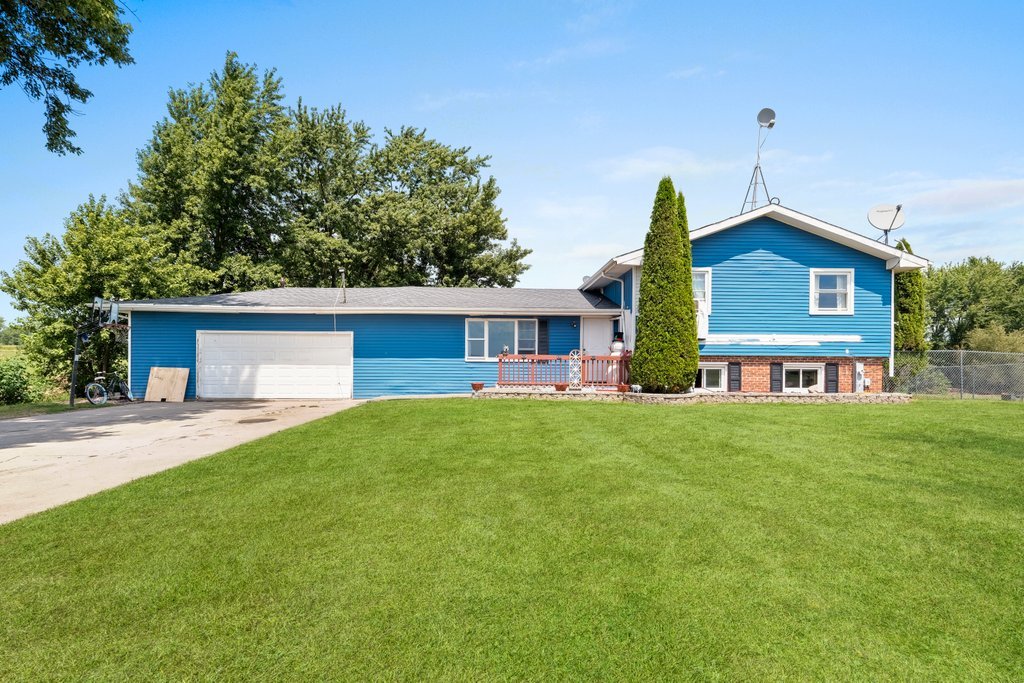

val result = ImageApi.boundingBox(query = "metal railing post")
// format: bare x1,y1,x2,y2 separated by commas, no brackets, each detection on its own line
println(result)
959,349,965,400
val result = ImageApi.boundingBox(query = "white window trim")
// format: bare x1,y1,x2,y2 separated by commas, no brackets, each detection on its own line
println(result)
465,318,539,362
696,362,728,392
809,268,854,315
692,268,712,314
782,363,825,393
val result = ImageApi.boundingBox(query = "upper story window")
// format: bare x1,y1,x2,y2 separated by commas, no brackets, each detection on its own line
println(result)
810,269,854,315
692,268,712,312
466,319,537,360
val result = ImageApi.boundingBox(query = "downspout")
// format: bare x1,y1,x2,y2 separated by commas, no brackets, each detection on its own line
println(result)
601,271,627,344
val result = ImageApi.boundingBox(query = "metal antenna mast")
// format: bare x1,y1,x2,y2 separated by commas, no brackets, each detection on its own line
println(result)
741,108,776,213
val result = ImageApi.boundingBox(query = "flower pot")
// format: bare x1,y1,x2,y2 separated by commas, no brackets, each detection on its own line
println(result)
554,383,568,392
471,382,485,392
617,384,629,393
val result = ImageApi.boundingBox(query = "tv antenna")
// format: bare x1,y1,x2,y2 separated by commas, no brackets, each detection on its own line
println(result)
741,108,779,213
867,204,905,245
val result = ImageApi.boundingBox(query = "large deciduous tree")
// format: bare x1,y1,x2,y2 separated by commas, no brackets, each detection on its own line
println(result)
3,52,533,386
631,177,695,392
925,257,1015,348
359,127,529,287
1,0,133,155
130,52,294,292
282,100,371,287
130,53,529,292
0,197,209,385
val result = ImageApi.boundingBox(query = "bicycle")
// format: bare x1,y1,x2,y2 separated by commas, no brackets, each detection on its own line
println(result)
84,371,136,405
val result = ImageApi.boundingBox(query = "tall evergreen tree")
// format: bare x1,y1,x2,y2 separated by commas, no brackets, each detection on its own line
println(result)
676,191,699,386
631,177,693,392
894,238,927,352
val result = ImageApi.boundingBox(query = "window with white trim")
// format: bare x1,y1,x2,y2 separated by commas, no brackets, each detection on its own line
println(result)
465,319,539,360
810,269,854,314
783,363,824,392
694,362,727,391
692,268,712,312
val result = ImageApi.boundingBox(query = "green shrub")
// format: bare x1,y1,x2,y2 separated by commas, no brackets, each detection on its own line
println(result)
631,177,696,392
0,356,36,405
906,366,953,395
894,239,927,352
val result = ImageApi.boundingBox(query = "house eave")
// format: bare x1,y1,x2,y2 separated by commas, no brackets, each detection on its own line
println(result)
118,303,620,316
578,204,930,288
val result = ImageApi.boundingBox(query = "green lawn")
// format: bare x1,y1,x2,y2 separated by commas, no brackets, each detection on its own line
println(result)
0,344,18,359
1,399,1022,680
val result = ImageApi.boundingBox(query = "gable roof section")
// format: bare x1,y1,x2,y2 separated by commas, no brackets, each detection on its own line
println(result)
120,286,619,315
580,204,931,291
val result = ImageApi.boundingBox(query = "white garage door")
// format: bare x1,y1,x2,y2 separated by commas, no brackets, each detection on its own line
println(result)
197,331,354,399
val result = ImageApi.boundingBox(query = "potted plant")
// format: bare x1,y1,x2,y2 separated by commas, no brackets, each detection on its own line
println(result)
471,382,485,392
554,382,568,392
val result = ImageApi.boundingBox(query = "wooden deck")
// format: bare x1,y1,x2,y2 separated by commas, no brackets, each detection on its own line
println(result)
496,353,631,389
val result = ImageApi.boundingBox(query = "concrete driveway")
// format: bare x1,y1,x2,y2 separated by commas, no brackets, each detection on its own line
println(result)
0,400,359,524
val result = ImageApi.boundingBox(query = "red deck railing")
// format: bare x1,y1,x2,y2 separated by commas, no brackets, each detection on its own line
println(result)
497,353,631,388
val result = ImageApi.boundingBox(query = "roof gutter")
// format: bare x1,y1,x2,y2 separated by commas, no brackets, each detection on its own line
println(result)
117,303,621,316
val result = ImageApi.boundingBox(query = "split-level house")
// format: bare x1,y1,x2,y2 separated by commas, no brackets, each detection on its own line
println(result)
121,204,928,399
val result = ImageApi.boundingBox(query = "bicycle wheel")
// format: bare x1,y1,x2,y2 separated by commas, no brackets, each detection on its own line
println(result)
119,381,135,402
84,382,108,405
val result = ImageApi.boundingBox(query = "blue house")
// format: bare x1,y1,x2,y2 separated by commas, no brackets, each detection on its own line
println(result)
580,204,928,393
121,204,928,399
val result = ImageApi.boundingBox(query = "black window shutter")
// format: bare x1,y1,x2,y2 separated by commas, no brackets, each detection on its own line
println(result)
770,363,783,393
537,320,549,354
825,363,839,393
728,362,742,392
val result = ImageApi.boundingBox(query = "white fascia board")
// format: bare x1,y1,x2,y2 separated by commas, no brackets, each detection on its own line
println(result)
578,249,643,291
886,253,930,272
691,205,931,268
118,303,619,316
585,205,932,276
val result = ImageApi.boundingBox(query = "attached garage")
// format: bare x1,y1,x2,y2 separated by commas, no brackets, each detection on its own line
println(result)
123,287,619,399
196,331,353,399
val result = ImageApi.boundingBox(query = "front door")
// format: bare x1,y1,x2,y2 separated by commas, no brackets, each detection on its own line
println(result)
580,318,614,355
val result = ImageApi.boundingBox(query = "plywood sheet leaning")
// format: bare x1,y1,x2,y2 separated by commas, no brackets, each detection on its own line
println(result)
144,367,190,402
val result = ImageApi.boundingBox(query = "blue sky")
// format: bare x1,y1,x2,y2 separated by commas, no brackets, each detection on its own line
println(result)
2,0,1022,322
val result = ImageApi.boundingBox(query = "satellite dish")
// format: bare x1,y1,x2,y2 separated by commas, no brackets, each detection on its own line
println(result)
868,204,905,244
757,107,776,129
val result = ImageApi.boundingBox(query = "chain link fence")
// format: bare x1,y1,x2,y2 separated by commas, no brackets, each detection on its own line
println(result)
886,350,1024,399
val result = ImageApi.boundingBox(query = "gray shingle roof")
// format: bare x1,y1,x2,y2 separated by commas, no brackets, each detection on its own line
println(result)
120,287,618,312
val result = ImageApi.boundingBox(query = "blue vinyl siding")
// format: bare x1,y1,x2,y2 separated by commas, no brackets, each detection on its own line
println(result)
692,218,891,357
599,269,633,311
130,312,582,399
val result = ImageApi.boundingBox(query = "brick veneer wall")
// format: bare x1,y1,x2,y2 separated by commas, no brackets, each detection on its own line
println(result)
701,356,886,393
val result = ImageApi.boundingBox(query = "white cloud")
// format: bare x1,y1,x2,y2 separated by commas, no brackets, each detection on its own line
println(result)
415,89,505,112
512,39,623,70
533,196,611,222
566,242,631,260
905,178,1024,216
566,0,633,32
594,146,743,182
667,66,705,79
